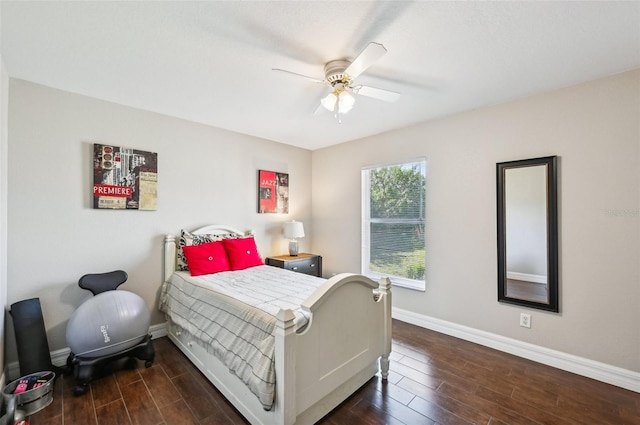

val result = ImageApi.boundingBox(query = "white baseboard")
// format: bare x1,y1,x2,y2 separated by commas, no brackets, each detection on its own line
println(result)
392,307,640,393
6,322,168,381
506,271,547,284
149,322,168,339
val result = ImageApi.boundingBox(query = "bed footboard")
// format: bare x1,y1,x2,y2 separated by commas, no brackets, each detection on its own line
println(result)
274,273,392,424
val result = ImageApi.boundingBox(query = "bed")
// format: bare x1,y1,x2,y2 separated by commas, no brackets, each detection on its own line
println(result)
160,224,392,425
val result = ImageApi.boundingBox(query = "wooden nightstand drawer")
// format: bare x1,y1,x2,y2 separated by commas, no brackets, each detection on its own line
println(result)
266,253,322,277
283,256,319,275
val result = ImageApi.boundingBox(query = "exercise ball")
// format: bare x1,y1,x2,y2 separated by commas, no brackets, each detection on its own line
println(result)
66,291,150,358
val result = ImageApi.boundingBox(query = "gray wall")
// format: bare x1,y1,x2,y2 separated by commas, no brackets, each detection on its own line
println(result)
6,79,313,362
311,69,640,372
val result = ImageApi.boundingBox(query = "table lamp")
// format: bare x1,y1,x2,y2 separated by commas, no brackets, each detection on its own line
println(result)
283,221,305,256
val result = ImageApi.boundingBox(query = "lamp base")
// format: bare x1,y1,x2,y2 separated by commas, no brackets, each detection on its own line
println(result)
288,240,299,256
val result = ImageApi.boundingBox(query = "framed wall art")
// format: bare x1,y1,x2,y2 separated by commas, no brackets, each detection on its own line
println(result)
93,143,158,210
258,169,289,214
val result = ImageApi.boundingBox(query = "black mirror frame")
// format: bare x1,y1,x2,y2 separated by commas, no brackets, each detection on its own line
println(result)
497,156,559,312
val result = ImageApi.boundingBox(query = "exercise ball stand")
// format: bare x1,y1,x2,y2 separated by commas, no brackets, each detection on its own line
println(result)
66,270,155,396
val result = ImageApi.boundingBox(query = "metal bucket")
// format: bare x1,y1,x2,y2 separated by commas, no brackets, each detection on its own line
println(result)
2,371,55,417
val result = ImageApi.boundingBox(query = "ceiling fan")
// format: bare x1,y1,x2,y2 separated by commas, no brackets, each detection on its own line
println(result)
273,42,400,123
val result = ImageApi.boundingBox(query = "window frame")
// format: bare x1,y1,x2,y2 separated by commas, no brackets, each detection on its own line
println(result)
361,158,427,291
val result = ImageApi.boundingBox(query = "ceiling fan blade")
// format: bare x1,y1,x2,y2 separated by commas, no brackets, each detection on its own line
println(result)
272,68,325,84
344,42,387,80
353,85,400,102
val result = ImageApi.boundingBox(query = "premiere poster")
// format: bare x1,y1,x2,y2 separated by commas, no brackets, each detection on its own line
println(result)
93,144,158,210
258,170,289,213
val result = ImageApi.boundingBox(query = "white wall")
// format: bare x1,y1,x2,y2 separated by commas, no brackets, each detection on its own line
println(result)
312,69,640,372
6,79,313,362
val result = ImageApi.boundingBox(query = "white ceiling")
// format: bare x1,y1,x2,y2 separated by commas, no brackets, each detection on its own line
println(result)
2,1,639,150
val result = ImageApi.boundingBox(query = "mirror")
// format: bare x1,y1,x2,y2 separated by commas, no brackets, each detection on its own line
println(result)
497,156,559,312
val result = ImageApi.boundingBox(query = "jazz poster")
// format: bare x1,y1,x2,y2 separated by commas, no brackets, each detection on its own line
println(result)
258,170,289,214
93,143,158,210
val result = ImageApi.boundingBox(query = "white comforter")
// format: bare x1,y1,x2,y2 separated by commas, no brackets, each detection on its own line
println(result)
158,265,325,410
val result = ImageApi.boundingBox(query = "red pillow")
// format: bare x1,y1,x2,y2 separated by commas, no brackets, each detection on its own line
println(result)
222,237,264,271
182,241,231,276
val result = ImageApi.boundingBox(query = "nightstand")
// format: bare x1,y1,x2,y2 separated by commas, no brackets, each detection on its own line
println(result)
265,253,322,277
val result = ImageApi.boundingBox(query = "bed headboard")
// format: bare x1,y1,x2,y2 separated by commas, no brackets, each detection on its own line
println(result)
163,224,250,282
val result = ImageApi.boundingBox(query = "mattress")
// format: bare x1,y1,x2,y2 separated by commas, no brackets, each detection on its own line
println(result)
158,265,325,410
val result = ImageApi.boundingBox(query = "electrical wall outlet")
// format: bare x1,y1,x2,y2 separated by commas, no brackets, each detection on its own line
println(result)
519,313,531,328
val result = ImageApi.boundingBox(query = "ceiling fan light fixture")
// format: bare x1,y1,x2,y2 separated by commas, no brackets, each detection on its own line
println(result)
338,90,355,113
321,85,355,120
320,92,337,112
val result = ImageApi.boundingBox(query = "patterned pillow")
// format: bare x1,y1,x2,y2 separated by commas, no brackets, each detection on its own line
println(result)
176,229,240,271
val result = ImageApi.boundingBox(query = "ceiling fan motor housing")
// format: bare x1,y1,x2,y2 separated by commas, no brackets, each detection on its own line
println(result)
324,59,352,85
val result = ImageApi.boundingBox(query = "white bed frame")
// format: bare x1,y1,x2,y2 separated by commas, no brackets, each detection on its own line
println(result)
163,225,392,425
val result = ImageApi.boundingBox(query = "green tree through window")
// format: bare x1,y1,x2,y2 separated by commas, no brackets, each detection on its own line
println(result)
362,160,426,290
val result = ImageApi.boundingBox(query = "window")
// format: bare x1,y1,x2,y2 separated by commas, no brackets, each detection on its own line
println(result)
362,159,426,290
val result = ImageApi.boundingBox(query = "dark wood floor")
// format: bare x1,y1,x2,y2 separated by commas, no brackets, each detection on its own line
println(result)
506,279,548,304
28,320,639,424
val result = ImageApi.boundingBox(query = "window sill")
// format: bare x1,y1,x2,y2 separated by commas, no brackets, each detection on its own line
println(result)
366,272,425,292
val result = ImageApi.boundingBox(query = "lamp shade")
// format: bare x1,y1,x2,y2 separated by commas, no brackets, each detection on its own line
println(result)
320,92,337,112
321,90,355,115
338,91,355,113
283,221,305,239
